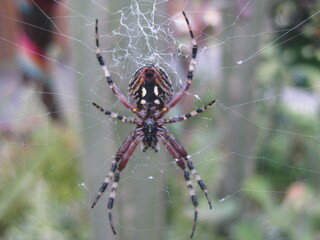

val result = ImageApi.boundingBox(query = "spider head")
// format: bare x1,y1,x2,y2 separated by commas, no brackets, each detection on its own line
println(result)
129,65,173,109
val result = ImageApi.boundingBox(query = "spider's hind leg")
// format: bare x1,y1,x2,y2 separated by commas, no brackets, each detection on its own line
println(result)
95,19,135,111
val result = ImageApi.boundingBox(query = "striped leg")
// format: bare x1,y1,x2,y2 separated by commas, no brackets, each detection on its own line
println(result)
163,11,198,112
185,156,212,209
92,102,137,123
167,132,212,210
159,132,199,238
107,137,140,235
183,168,198,238
107,170,120,235
164,100,216,124
91,160,117,209
91,131,138,209
183,10,197,85
95,19,135,111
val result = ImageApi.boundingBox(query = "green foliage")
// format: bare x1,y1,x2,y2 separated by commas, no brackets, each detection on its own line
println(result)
0,125,89,240
242,176,320,240
257,105,320,190
232,220,263,240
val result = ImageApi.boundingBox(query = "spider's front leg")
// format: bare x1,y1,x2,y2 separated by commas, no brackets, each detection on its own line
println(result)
91,130,141,235
159,131,198,238
167,132,212,209
158,128,212,238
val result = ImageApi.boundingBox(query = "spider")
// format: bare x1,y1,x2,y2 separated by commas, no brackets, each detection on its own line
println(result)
91,11,215,238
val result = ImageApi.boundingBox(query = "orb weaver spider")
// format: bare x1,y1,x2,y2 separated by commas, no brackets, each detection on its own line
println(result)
91,11,215,238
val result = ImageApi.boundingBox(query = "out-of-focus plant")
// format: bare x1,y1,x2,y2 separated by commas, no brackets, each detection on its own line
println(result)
238,176,320,240
271,0,320,88
0,125,89,240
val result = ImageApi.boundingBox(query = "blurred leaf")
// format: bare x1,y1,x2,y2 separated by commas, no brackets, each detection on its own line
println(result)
232,220,263,240
243,176,274,211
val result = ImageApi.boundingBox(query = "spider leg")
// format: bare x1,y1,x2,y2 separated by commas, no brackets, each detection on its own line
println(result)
91,131,137,209
107,135,141,235
95,19,136,112
158,131,198,238
161,11,197,113
92,102,138,123
163,99,216,124
167,133,212,209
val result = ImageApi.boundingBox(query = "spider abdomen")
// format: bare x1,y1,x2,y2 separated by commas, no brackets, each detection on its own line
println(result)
129,65,173,108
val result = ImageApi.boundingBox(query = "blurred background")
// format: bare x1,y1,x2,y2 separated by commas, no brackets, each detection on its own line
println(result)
1,0,320,239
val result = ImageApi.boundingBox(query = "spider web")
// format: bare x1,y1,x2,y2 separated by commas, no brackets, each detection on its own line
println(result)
1,0,320,239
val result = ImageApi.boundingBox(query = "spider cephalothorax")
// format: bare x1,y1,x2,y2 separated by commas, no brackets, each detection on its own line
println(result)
91,11,216,238
141,107,159,152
